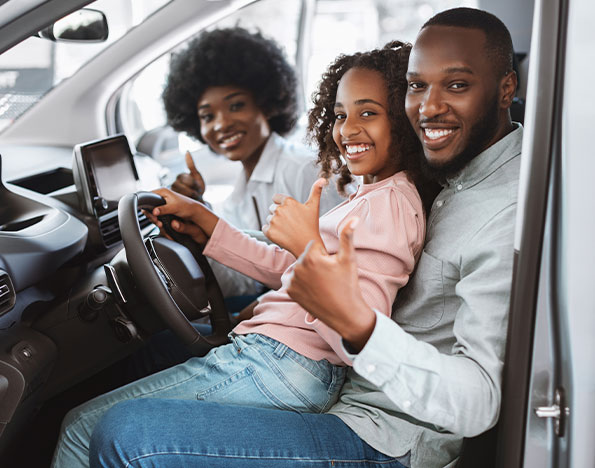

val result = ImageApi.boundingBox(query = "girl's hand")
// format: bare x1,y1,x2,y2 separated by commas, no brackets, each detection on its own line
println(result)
263,178,327,258
145,207,209,245
151,187,219,238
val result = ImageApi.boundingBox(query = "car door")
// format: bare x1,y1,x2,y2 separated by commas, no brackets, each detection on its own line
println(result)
497,0,595,466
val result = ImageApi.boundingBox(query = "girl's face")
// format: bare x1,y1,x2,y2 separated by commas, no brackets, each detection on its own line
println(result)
197,86,271,170
332,67,398,183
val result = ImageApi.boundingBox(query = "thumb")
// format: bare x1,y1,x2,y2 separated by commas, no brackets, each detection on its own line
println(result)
185,151,206,193
337,217,358,263
298,238,329,264
305,178,327,213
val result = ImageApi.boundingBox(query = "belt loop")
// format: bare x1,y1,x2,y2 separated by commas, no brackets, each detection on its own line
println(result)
273,341,288,358
228,332,242,354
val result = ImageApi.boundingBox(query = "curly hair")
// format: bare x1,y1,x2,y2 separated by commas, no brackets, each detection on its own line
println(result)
162,27,298,143
307,41,438,209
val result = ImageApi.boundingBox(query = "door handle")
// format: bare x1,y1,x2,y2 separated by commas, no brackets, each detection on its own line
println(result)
534,387,568,437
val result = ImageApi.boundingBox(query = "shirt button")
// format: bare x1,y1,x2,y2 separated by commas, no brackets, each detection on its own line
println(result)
366,364,376,373
456,184,463,191
402,400,412,409
436,200,444,208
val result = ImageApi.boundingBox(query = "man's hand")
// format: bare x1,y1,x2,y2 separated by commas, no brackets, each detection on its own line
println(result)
263,178,327,258
287,218,376,352
171,151,207,202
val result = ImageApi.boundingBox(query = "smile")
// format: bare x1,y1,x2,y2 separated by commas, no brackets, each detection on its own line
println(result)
345,143,372,159
424,128,454,140
219,133,243,149
421,127,458,150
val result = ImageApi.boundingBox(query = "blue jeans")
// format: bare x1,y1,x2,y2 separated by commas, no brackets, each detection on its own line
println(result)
52,333,345,467
90,399,409,467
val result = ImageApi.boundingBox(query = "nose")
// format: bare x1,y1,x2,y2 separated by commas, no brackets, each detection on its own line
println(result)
340,114,361,138
419,86,448,119
213,110,232,132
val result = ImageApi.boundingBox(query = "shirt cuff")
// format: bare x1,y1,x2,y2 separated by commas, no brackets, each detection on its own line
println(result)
351,310,410,387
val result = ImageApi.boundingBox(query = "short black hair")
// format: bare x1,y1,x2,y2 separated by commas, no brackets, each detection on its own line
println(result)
162,27,298,143
422,7,514,77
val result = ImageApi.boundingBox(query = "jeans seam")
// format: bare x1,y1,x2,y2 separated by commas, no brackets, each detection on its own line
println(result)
126,450,406,466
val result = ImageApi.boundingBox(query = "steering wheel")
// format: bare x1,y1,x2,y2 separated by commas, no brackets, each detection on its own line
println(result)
118,191,232,355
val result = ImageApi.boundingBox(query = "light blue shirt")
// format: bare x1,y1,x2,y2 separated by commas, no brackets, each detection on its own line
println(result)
329,126,523,468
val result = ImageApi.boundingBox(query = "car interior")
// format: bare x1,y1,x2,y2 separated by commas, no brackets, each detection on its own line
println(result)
1,0,588,466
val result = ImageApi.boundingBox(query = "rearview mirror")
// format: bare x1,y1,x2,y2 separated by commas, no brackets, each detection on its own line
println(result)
38,8,108,43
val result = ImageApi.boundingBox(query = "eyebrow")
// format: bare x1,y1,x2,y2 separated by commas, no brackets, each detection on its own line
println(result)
198,91,248,110
334,98,385,108
407,66,474,78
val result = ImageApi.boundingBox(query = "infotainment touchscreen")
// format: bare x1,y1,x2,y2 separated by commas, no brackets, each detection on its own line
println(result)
72,134,139,216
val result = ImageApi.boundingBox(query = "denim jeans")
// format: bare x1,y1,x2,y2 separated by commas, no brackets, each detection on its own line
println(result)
52,333,346,468
90,399,410,467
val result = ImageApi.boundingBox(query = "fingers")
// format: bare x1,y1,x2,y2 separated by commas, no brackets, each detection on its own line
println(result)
185,151,206,194
306,178,327,206
171,218,208,244
272,193,289,205
337,217,358,263
172,173,201,199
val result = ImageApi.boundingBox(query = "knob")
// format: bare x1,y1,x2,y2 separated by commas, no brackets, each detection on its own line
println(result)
93,196,108,213
79,286,109,321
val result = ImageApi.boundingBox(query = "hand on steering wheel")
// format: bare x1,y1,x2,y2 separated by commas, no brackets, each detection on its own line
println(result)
119,191,231,355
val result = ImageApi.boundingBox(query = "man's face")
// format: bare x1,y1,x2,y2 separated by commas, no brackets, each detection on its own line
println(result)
405,25,505,178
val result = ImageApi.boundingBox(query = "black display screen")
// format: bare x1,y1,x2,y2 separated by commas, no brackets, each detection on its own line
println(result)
84,137,137,203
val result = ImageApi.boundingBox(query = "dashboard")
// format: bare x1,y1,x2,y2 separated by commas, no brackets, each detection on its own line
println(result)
0,137,164,452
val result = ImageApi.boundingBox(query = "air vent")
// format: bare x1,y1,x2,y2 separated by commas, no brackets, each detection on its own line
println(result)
99,214,121,247
98,210,153,248
0,270,16,316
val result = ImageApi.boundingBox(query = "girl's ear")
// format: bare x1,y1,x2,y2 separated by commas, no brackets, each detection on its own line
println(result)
500,70,518,109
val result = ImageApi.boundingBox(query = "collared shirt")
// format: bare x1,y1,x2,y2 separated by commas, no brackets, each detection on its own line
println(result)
211,132,344,296
329,126,523,468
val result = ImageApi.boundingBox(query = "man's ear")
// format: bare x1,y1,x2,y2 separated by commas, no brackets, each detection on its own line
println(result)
500,70,518,109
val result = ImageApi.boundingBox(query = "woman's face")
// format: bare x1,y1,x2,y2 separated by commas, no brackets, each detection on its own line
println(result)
332,68,397,183
197,86,271,167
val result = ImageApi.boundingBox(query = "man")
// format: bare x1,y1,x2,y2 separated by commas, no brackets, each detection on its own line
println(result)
88,8,521,468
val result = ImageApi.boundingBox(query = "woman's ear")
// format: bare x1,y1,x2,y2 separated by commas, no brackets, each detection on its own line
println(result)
500,70,518,109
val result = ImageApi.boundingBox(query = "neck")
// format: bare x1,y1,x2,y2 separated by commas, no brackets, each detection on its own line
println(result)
242,137,270,180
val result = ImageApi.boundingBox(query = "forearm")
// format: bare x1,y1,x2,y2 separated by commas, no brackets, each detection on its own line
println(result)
205,219,297,289
354,312,502,436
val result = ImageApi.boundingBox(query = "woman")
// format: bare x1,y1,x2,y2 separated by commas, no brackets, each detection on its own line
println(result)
163,27,343,298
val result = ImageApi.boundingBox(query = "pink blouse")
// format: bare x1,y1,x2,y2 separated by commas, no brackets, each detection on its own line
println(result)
203,171,425,365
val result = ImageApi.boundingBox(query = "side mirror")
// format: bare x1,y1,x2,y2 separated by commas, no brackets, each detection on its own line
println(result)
37,8,108,43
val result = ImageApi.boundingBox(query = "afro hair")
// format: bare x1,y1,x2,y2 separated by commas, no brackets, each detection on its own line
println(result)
162,27,298,143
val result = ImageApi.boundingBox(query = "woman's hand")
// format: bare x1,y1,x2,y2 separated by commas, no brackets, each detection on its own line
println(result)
150,187,219,240
171,151,207,202
263,178,327,258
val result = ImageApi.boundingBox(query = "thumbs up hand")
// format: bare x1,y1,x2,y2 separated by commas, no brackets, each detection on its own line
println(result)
287,217,375,352
263,178,328,258
171,151,207,202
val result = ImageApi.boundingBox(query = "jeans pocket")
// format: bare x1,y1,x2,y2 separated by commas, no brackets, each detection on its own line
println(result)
195,365,304,412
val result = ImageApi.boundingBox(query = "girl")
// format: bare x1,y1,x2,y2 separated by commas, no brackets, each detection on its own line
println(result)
52,41,434,468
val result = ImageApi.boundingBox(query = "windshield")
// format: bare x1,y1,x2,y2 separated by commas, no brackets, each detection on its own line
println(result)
0,0,170,133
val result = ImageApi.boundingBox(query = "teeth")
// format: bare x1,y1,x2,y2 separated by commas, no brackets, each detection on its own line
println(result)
424,128,454,140
221,133,242,145
345,144,370,154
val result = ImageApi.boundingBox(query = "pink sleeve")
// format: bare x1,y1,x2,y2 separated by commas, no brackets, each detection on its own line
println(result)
308,185,425,365
203,219,296,289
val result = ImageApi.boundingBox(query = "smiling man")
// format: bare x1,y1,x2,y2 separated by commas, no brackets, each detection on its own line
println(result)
88,8,521,468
